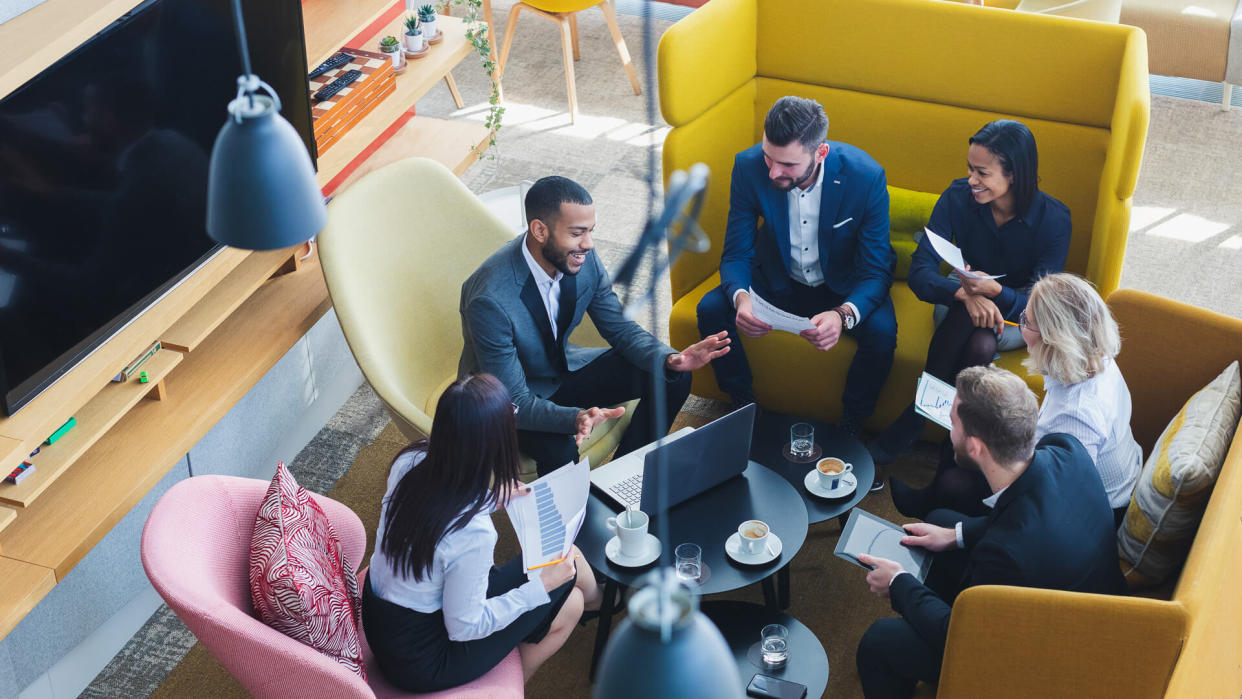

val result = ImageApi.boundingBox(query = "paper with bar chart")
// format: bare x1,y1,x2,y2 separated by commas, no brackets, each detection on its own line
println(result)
506,457,590,578
914,372,956,430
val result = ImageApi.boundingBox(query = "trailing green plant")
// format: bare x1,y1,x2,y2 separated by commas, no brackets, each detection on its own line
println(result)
418,4,437,22
379,35,401,51
451,0,503,155
404,15,420,35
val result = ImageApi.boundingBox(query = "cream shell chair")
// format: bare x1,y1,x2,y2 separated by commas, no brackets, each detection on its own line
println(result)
1014,0,1121,22
319,157,636,481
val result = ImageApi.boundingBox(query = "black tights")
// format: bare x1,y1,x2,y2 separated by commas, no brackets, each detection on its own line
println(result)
925,302,998,384
894,439,992,520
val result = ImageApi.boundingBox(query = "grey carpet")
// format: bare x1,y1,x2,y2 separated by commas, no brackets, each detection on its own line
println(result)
82,0,1242,696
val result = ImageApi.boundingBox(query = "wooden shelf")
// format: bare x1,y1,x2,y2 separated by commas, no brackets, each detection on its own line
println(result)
0,349,182,509
0,256,330,581
0,0,145,98
0,506,14,536
332,115,490,191
303,0,394,69
161,249,301,353
313,13,478,188
0,558,55,640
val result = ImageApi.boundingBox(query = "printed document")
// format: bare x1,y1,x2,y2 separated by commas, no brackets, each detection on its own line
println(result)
914,372,955,430
923,228,1005,280
507,457,590,578
749,288,816,334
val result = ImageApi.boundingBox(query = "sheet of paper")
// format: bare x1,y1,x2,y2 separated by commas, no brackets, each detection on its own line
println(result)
913,372,956,430
506,457,591,579
749,288,816,334
922,228,1005,280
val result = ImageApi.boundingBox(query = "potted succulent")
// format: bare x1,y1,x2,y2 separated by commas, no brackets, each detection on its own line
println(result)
379,35,405,70
403,15,425,52
418,4,438,41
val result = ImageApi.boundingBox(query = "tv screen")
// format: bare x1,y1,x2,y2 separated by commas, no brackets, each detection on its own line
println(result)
0,0,314,415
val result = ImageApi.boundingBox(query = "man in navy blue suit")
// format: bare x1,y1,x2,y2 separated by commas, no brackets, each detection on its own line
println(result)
696,96,897,438
854,366,1125,698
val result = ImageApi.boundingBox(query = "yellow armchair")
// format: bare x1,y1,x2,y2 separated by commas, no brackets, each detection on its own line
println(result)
658,0,1149,426
318,158,634,480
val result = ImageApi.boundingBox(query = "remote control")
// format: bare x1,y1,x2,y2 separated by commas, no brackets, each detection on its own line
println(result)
308,52,354,80
312,69,362,102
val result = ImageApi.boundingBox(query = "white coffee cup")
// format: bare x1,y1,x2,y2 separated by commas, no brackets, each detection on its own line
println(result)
738,519,770,555
606,509,649,557
816,457,853,490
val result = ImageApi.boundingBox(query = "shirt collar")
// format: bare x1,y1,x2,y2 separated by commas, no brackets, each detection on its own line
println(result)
796,159,826,196
521,232,563,287
982,484,1009,509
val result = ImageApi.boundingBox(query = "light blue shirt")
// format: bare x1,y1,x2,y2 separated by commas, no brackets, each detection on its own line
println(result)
368,451,550,642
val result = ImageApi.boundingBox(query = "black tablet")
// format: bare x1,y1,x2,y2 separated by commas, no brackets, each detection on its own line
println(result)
834,509,932,582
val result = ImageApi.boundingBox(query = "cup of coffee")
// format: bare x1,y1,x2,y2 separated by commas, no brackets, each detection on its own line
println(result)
738,519,770,556
607,509,650,557
816,457,853,489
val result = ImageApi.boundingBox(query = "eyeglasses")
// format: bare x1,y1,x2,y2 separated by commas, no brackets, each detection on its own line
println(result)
1019,310,1039,333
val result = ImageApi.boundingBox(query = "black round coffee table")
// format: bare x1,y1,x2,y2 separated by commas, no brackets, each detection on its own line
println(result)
700,600,829,699
579,462,809,678
749,410,875,525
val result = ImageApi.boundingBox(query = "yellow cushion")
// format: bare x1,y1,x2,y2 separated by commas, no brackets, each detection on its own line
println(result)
1119,361,1241,588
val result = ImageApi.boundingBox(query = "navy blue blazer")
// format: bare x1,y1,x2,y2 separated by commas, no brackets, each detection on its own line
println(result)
889,433,1126,657
719,141,895,321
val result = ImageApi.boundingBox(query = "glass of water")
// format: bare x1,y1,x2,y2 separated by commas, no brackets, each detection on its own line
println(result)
675,543,701,583
761,624,789,667
790,422,814,459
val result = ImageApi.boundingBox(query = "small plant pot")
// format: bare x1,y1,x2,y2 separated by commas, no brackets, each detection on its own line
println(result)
380,47,405,71
420,17,437,41
404,32,425,52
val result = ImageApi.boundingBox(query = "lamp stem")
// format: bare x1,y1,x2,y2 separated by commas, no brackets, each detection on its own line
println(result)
230,0,255,108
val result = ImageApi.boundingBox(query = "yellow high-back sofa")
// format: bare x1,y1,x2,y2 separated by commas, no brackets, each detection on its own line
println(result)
940,289,1242,698
659,0,1149,425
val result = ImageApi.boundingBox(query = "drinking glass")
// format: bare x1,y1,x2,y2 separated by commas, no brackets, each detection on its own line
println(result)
675,543,702,583
790,422,814,459
761,624,789,667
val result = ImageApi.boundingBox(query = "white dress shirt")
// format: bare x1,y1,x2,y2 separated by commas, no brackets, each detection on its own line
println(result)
789,160,827,287
368,451,550,642
1036,358,1143,509
521,233,564,340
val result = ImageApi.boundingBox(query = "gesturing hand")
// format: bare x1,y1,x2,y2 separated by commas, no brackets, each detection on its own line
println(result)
957,265,1003,298
961,292,1003,333
734,293,773,338
575,406,626,445
857,554,905,599
800,310,843,351
901,522,958,552
667,331,731,372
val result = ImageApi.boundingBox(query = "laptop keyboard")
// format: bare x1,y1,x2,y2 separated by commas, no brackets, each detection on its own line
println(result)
607,473,643,508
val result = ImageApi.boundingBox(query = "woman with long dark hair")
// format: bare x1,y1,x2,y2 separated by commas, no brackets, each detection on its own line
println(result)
871,120,1072,474
362,373,601,692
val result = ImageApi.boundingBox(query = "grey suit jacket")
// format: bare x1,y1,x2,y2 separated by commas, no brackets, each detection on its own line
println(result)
459,236,674,434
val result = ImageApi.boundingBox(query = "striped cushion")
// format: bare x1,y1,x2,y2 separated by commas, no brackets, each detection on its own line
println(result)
1118,361,1241,588
248,462,366,678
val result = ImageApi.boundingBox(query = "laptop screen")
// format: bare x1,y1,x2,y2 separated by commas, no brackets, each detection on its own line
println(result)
639,403,756,512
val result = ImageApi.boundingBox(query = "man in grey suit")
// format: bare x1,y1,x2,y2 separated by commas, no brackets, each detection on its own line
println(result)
460,176,730,476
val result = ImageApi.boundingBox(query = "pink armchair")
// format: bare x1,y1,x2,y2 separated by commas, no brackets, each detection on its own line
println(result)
140,475,523,698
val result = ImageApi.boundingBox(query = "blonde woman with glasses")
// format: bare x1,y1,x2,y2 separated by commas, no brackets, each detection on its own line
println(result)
892,273,1141,526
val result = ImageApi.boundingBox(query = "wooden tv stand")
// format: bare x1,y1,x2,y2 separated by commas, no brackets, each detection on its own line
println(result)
0,0,488,640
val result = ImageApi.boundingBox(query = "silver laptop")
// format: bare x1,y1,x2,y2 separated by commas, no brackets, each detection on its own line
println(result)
590,403,757,511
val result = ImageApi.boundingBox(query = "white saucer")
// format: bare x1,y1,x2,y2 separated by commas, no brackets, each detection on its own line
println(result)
605,534,660,567
804,470,858,499
725,531,783,565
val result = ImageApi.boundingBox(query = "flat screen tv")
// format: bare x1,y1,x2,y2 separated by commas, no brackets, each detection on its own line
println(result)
0,0,315,415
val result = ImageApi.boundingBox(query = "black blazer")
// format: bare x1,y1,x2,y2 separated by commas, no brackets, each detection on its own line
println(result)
890,433,1125,656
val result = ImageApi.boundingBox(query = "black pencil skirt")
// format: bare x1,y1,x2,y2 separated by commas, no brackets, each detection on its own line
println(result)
362,556,576,693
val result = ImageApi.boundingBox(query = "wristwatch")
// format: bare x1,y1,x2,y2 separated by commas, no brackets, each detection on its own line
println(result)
832,305,856,330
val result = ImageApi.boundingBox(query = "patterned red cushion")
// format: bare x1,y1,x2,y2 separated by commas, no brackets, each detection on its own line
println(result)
249,462,365,679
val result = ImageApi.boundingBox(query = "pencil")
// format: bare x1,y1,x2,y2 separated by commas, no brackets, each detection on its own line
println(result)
527,554,579,572
1002,320,1019,328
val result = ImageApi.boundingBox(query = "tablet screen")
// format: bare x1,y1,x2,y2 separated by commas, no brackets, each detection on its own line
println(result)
834,509,932,582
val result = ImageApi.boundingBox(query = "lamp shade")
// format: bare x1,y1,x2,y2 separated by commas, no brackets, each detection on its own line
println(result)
595,572,742,699
207,93,326,250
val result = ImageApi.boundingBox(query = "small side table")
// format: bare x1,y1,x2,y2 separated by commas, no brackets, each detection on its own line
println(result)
700,600,830,699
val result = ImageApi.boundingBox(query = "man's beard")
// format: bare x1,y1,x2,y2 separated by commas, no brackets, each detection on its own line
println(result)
542,238,582,276
772,160,818,192
953,441,981,472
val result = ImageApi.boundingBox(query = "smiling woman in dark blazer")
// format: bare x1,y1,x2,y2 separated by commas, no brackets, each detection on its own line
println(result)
871,120,1072,470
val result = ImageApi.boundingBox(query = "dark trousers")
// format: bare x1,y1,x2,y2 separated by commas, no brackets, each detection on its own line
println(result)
517,349,692,477
696,281,897,420
856,509,968,699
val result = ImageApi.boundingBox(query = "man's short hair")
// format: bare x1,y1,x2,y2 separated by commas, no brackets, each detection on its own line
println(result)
763,96,829,153
955,366,1038,466
524,176,593,229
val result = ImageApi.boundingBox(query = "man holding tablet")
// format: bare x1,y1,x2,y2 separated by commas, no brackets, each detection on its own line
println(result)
853,366,1124,698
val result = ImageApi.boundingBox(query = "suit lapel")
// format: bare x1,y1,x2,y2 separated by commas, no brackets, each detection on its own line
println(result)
760,173,793,274
555,273,577,349
817,149,846,270
519,276,559,358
